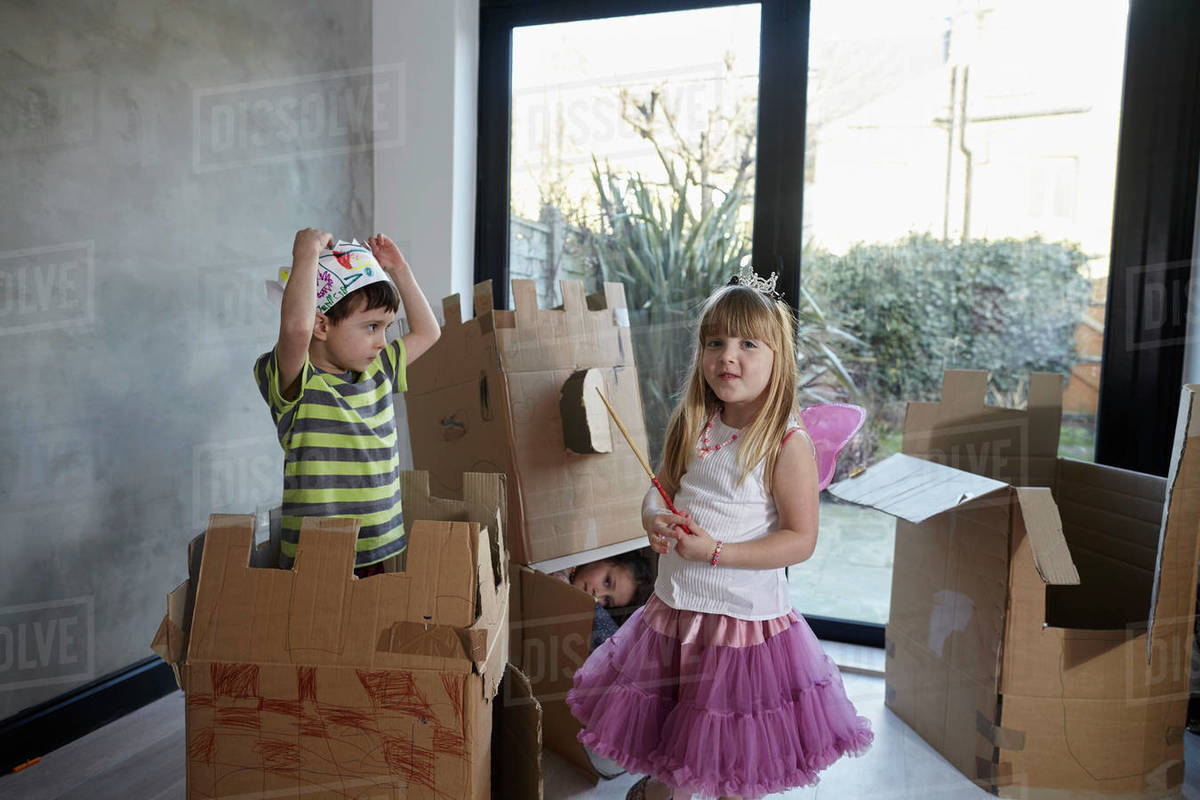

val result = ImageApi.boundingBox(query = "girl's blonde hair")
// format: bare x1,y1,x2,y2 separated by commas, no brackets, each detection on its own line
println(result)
659,284,800,493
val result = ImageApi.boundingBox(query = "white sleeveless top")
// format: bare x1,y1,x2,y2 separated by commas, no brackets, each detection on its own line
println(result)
654,415,809,620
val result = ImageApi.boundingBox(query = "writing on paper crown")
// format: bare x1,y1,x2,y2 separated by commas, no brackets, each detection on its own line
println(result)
272,239,392,314
732,264,780,298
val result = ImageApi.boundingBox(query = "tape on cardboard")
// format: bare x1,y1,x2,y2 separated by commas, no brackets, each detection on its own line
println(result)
975,711,1026,751
612,307,630,327
885,638,895,657
1141,757,1187,791
1165,725,1185,745
884,683,896,704
974,757,1014,785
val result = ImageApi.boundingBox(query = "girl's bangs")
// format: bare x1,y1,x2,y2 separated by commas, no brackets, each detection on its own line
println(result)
699,287,776,343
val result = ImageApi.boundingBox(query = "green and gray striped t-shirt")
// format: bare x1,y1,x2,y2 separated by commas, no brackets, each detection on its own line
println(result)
253,339,407,568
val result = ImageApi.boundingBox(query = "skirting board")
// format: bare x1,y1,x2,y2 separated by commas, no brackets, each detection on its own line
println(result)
0,656,177,775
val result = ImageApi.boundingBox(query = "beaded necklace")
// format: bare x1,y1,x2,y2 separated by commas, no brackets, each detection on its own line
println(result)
698,411,741,459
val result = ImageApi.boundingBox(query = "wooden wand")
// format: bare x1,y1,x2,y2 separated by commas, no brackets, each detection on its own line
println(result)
594,388,683,517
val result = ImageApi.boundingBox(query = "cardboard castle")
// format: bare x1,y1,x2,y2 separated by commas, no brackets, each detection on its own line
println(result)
830,371,1200,798
405,279,652,569
152,472,523,799
406,278,661,784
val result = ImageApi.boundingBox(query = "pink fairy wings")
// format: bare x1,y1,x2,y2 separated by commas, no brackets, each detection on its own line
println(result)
798,403,867,491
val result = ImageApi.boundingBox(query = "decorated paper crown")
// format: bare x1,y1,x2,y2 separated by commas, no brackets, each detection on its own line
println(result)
729,264,782,299
268,239,393,314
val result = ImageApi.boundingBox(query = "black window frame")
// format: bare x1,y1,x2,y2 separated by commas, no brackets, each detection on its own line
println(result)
477,0,808,314
476,0,1200,646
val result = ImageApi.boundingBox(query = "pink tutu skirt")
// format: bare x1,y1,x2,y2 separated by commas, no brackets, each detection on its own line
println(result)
566,594,873,799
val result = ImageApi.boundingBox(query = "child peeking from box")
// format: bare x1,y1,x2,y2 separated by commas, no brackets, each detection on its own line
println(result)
552,551,654,650
254,228,440,577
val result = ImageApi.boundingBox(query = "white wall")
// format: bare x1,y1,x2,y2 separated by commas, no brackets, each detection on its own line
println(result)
373,0,479,322
0,0,375,720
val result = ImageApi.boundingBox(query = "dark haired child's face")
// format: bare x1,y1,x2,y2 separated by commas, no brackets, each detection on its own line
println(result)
572,561,636,608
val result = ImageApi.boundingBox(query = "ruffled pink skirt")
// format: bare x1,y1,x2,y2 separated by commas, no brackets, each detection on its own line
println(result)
566,594,873,799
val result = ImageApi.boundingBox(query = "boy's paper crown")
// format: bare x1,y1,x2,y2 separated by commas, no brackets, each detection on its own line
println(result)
269,240,393,314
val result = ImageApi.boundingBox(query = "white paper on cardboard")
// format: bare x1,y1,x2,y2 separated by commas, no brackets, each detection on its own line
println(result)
828,452,1008,523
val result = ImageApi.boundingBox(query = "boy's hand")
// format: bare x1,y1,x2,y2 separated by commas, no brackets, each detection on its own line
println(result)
367,233,408,272
367,231,441,363
293,228,332,263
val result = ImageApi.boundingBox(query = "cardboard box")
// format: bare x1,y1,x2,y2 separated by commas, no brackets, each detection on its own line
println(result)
508,563,617,784
153,472,515,799
829,371,1200,798
405,279,652,567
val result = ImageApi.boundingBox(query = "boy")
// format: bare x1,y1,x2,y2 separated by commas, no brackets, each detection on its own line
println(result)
254,227,440,574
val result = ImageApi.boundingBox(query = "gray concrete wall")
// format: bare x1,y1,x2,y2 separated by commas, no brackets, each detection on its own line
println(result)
0,0,375,719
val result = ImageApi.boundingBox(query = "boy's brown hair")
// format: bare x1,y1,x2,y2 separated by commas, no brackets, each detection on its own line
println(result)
323,280,401,324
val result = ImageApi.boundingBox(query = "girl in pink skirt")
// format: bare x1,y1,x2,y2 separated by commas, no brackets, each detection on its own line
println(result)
566,278,874,800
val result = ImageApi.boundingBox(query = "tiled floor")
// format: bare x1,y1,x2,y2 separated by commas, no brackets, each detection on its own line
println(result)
3,642,1198,799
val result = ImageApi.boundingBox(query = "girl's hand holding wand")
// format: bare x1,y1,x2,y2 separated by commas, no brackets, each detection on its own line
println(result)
660,511,718,563
642,507,685,555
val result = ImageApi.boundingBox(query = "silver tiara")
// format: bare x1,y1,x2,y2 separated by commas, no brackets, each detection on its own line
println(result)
732,264,780,298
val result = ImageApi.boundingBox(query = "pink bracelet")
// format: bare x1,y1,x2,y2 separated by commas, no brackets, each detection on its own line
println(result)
710,540,724,567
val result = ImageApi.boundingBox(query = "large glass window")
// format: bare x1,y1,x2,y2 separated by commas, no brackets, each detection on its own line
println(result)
510,4,761,455
491,0,1132,631
794,0,1129,623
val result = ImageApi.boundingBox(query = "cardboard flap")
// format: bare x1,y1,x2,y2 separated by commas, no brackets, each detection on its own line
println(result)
187,531,205,585
468,524,508,700
828,453,1008,523
188,514,487,667
1148,384,1200,659
153,580,189,662
559,369,614,455
400,470,509,593
495,664,544,800
474,279,494,320
530,535,647,574
376,620,470,659
192,515,292,662
151,579,190,690
1013,487,1079,586
512,279,539,325
560,280,587,315
602,281,627,312
398,469,509,691
462,471,509,566
404,520,477,628
442,293,462,326
901,370,1063,486
512,566,599,777
187,514,259,659
288,517,361,654
941,370,989,409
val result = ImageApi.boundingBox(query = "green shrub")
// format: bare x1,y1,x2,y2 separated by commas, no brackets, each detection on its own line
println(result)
804,234,1091,408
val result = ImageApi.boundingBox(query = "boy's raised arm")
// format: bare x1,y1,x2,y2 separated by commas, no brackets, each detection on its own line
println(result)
277,227,332,399
367,233,441,363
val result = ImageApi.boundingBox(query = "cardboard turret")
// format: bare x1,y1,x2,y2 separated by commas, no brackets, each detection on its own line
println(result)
406,279,652,568
830,371,1200,798
151,473,532,799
